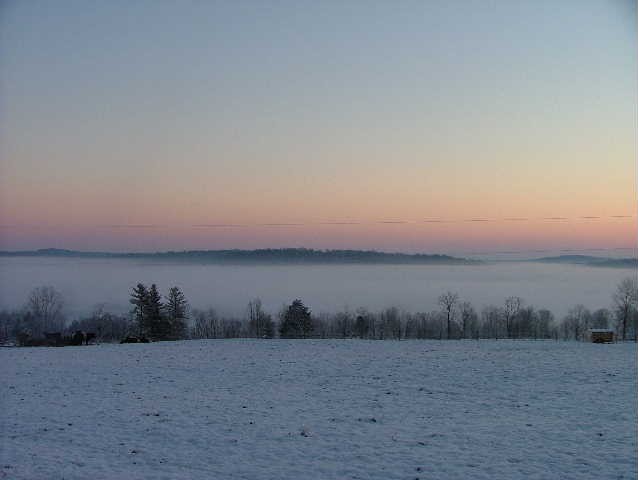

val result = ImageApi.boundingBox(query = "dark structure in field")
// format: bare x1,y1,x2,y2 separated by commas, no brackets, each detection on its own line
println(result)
589,329,614,343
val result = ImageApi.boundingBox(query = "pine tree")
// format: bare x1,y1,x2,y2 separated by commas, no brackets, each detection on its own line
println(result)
165,286,188,339
147,284,168,340
130,283,149,337
279,299,313,338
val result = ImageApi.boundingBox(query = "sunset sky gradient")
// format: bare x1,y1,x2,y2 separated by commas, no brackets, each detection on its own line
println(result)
0,0,635,253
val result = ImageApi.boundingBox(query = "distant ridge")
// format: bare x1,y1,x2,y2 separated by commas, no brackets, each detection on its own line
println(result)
529,254,638,268
2,249,635,267
0,248,479,265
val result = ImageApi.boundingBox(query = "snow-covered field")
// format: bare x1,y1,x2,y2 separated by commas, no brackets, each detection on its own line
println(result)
1,340,636,480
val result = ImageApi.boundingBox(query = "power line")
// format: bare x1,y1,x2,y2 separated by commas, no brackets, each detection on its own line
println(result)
188,215,636,228
0,214,634,229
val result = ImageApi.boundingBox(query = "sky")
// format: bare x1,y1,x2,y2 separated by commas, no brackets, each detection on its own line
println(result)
0,0,636,254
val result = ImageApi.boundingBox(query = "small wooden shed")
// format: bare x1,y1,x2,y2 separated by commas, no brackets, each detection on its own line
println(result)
589,329,614,343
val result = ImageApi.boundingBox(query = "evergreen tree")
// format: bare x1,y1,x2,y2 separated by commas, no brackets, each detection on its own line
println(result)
279,299,313,338
130,283,149,337
147,284,169,340
165,286,188,339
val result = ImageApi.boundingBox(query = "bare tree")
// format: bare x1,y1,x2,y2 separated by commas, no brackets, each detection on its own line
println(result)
380,307,402,340
247,298,274,338
191,308,221,339
612,277,638,341
333,309,354,338
459,301,477,339
536,309,555,339
562,304,591,341
481,305,501,339
438,292,459,339
512,306,534,339
503,296,523,338
26,286,65,337
591,308,611,329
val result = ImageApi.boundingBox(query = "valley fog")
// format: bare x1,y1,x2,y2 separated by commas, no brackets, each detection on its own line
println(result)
0,257,632,319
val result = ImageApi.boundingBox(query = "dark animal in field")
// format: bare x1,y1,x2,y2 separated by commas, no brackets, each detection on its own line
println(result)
120,336,149,344
17,332,31,347
71,331,85,346
44,332,63,346
16,332,48,347
15,330,96,347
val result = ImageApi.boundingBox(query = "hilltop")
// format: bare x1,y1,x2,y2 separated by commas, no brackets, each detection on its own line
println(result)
0,248,479,265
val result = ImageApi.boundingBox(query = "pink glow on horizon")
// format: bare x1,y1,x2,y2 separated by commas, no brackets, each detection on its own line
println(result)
1,218,634,255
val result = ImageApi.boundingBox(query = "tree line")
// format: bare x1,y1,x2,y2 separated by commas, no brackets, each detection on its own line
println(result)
1,277,636,344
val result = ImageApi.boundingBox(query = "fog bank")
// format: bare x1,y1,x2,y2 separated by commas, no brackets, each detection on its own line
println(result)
0,258,632,319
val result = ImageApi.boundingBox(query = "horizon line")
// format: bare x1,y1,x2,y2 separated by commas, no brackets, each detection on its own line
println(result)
1,246,636,258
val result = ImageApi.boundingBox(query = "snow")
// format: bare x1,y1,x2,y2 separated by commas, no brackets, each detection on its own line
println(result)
1,340,636,480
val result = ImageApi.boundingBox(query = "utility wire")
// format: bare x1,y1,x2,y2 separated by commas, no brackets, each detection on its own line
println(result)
190,215,635,228
0,215,635,229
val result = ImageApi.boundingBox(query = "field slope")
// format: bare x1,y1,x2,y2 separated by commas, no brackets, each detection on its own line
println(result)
1,340,636,480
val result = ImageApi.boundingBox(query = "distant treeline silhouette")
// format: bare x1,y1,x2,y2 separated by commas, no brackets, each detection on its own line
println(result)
1,278,636,345
2,248,636,268
0,248,476,264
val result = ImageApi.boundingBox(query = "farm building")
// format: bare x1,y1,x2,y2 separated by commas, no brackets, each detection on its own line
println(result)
588,329,614,343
